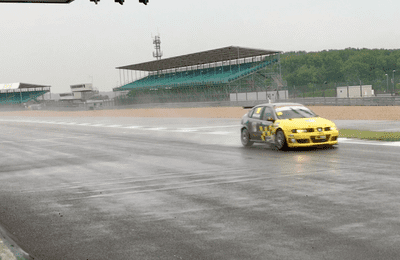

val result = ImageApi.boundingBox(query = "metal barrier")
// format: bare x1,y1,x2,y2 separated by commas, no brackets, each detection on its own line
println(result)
44,97,400,111
3,97,400,112
281,97,400,106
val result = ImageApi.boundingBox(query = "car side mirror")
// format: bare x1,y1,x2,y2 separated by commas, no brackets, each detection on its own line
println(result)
266,117,275,122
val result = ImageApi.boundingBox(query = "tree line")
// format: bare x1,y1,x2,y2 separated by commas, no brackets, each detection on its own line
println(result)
280,48,400,95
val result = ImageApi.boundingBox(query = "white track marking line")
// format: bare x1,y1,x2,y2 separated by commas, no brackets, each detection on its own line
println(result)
204,131,232,135
123,126,143,129
21,168,248,193
147,127,167,131
21,138,72,142
63,172,312,201
105,125,123,128
172,129,198,132
183,125,241,130
338,138,400,146
2,119,400,146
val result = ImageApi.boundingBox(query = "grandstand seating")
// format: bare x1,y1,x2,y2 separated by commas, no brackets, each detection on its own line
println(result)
0,90,48,105
119,59,278,90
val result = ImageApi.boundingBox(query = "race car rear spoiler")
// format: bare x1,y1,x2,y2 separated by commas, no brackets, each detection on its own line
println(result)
242,106,254,109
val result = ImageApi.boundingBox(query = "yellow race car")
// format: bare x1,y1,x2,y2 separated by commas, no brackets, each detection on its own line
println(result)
240,103,339,149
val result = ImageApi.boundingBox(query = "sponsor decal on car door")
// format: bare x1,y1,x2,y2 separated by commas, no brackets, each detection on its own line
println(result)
259,107,274,142
249,107,264,140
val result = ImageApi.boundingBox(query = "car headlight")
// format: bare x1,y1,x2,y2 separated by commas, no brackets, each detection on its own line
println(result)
329,126,336,131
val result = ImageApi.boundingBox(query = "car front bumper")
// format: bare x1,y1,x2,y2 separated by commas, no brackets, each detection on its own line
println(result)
285,130,339,147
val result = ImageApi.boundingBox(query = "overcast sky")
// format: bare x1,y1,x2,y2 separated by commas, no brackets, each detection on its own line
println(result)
1,0,399,93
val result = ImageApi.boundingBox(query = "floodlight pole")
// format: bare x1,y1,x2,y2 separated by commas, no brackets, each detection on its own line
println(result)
385,74,388,93
153,35,163,60
237,47,240,72
393,70,396,95
119,69,122,87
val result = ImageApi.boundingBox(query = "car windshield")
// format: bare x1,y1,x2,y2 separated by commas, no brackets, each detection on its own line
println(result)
274,106,317,119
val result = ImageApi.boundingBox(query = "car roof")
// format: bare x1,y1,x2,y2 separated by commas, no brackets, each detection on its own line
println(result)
254,102,304,108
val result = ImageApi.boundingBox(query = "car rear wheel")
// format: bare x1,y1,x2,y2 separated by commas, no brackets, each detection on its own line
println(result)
241,128,254,147
275,129,287,150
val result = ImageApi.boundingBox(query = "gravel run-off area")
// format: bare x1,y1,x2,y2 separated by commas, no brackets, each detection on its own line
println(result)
0,106,399,120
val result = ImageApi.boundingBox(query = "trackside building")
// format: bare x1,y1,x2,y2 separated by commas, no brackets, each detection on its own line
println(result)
336,85,374,98
59,83,98,102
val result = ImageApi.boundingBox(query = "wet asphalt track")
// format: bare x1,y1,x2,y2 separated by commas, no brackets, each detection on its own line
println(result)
1,117,400,260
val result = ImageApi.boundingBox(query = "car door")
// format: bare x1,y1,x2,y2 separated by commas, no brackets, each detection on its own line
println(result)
259,106,275,142
247,106,265,141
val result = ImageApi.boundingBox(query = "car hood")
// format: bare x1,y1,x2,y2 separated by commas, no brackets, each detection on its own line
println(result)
276,117,336,128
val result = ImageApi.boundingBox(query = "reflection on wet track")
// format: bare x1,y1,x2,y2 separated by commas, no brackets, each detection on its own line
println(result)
1,117,400,260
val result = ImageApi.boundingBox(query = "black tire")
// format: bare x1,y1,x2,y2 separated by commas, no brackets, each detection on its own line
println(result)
241,128,254,147
275,129,287,150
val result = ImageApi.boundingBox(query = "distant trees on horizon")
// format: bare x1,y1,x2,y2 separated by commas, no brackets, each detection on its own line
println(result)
280,48,400,95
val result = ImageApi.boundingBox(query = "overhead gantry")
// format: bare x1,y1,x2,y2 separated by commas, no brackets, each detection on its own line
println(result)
0,0,148,5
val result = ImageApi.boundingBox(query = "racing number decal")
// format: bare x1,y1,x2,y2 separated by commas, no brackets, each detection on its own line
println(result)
259,125,272,141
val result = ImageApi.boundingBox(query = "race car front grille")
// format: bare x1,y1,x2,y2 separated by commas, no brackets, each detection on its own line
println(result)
297,139,310,143
311,134,331,143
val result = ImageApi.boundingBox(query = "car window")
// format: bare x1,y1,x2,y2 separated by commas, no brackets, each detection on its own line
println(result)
274,106,317,119
262,107,273,120
247,109,254,118
250,106,263,119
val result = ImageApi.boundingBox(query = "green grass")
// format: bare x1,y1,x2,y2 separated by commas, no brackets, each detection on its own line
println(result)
339,129,400,141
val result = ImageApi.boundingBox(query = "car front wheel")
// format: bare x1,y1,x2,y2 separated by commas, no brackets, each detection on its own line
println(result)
241,128,254,147
275,129,287,150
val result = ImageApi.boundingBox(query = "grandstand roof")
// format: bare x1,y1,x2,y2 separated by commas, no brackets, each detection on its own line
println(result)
0,82,51,90
117,46,280,72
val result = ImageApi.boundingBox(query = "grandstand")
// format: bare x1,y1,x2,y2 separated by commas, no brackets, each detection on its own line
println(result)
0,82,50,105
113,46,281,105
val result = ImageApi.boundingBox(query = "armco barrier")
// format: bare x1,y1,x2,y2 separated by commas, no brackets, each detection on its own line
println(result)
97,97,400,110
286,97,400,106
49,97,400,110
2,97,400,112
